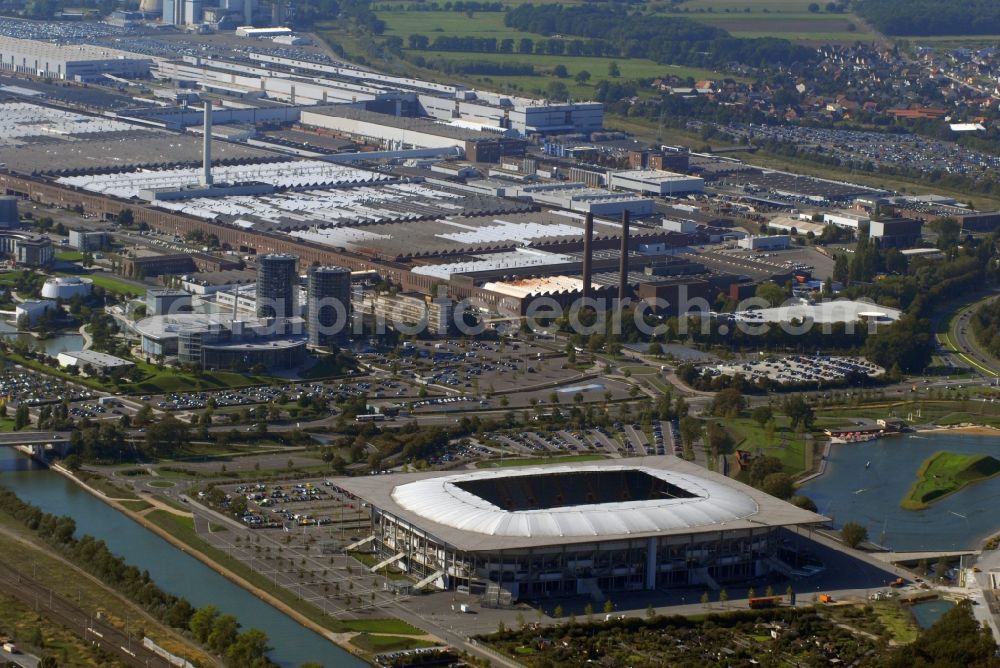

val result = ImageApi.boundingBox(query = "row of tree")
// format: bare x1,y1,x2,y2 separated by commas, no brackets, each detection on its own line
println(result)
504,5,819,69
0,488,273,666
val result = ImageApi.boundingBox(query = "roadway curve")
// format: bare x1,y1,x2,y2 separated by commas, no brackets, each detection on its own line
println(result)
939,294,1000,378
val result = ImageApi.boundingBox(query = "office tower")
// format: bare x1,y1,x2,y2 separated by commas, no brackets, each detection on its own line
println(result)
256,254,298,320
307,265,351,346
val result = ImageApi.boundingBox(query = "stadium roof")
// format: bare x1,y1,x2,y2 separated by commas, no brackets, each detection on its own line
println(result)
336,456,826,551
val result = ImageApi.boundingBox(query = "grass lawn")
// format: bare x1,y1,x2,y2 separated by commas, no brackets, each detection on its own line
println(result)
724,418,811,475
343,618,425,635
901,451,1000,510
621,366,658,375
54,271,144,297
476,453,608,468
55,250,84,262
118,500,152,512
131,360,277,394
870,600,919,644
77,472,139,500
406,49,738,99
349,633,436,654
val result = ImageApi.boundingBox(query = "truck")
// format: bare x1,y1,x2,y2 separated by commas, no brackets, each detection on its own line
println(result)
459,604,472,613
748,596,782,609
818,594,833,603
2,642,17,653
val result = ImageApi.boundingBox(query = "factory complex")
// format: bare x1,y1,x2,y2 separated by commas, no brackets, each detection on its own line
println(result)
0,27,982,375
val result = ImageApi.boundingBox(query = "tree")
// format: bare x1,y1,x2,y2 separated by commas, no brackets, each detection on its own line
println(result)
226,628,270,665
841,521,868,548
575,69,592,85
603,599,614,614
546,80,570,101
808,2,820,11
607,61,621,77
14,403,30,431
710,387,745,417
790,494,818,512
700,591,709,606
718,589,728,606
552,64,568,78
931,217,961,249
755,281,787,308
783,395,814,430
762,472,794,500
189,605,220,644
751,405,773,428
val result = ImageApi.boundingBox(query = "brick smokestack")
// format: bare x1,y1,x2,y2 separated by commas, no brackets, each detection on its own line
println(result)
581,212,593,305
618,210,630,303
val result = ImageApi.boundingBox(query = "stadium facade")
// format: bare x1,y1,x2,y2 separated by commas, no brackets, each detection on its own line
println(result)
336,457,825,602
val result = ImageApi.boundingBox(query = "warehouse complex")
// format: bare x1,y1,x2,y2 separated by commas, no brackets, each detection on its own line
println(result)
0,36,152,81
336,457,825,601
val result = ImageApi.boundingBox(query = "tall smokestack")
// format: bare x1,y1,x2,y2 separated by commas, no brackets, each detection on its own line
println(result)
618,209,630,303
581,212,593,305
201,100,213,187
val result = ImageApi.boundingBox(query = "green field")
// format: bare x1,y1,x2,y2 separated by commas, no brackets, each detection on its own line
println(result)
55,271,143,297
902,451,1000,510
54,250,84,262
476,453,607,468
349,633,436,653
343,619,425,635
118,499,153,512
725,418,812,475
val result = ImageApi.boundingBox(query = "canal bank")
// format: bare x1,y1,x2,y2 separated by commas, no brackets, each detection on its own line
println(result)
50,462,374,663
0,449,367,668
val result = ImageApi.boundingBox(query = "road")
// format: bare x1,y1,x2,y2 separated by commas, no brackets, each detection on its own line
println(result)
941,294,1000,378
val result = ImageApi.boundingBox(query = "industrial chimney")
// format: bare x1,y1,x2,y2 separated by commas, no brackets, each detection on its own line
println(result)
201,100,213,187
618,209,630,303
581,211,593,305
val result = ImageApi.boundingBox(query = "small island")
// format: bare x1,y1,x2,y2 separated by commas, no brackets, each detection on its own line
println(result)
901,452,1000,510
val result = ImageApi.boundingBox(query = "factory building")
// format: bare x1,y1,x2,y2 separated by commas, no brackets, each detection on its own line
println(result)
737,235,792,251
0,197,18,228
15,300,56,326
307,265,352,347
367,292,454,337
256,254,299,320
609,169,705,197
134,313,307,370
0,36,152,81
0,232,53,267
869,218,923,249
146,288,192,316
57,350,135,375
68,229,110,251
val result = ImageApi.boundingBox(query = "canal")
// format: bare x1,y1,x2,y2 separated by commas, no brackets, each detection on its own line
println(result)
0,448,366,668
800,433,1000,552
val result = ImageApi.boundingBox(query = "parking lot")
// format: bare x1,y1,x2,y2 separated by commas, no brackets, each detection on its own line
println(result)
0,364,96,407
712,355,884,385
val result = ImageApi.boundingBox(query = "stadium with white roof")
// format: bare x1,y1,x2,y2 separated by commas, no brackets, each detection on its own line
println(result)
335,456,825,602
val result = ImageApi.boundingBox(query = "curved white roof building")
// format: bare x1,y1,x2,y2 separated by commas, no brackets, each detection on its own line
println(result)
392,465,759,539
335,456,825,600
41,276,93,300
